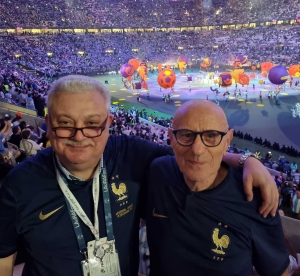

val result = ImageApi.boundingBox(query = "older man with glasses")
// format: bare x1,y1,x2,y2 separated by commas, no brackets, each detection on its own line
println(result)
0,76,279,276
145,100,289,276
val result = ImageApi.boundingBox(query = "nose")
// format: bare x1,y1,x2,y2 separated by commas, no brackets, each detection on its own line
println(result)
191,134,206,154
72,129,87,141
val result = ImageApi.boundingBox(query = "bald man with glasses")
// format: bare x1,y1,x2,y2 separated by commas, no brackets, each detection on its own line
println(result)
145,100,289,276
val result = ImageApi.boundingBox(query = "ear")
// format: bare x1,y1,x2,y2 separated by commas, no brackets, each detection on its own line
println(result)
168,128,174,145
223,129,234,155
107,113,114,126
45,114,50,138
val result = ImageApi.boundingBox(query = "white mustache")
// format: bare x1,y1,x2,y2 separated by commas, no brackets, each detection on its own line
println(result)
63,141,95,146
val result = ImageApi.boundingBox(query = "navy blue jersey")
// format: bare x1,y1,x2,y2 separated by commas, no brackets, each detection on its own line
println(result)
0,135,172,276
146,156,289,276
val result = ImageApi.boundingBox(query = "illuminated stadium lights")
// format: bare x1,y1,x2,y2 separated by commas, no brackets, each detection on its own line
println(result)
47,52,53,57
213,45,219,48
14,54,22,58
77,51,84,55
178,46,184,50
105,49,114,53
132,48,139,53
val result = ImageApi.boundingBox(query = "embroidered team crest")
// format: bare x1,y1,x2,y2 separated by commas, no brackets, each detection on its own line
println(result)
211,227,230,255
111,182,128,202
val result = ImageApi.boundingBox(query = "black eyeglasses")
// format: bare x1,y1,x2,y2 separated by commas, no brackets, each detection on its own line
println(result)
172,129,229,147
51,116,108,138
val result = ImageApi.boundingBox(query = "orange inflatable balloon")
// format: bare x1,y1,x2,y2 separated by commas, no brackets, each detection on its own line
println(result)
128,59,140,71
261,62,272,72
157,69,177,89
251,65,256,70
238,73,250,86
157,64,162,71
261,71,267,77
289,64,300,77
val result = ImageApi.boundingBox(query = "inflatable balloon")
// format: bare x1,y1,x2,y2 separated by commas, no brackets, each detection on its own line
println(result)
132,82,142,89
251,65,256,71
230,69,244,83
261,71,267,77
219,73,232,87
178,56,188,64
259,80,264,85
261,62,272,72
138,67,146,81
268,65,289,85
141,82,148,89
289,64,300,77
233,60,243,68
157,64,163,71
140,61,147,68
237,55,248,64
178,61,187,73
128,59,139,71
120,64,134,78
249,73,255,79
238,73,250,86
157,69,177,89
257,64,261,69
203,58,212,66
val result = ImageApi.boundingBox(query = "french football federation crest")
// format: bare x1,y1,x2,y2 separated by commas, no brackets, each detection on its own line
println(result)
211,228,230,255
111,182,128,202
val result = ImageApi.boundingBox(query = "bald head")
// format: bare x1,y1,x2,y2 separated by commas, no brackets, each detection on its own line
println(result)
173,100,228,130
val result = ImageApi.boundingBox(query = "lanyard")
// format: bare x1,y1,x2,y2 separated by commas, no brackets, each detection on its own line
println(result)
100,159,114,241
55,155,115,254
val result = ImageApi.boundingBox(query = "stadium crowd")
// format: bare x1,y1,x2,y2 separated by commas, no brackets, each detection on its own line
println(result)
0,0,299,28
0,24,297,78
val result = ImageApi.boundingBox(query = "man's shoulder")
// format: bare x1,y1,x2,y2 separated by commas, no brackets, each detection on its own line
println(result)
106,135,172,157
150,155,174,169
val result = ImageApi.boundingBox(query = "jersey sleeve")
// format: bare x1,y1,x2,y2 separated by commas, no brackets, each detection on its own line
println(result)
251,212,290,276
0,178,19,257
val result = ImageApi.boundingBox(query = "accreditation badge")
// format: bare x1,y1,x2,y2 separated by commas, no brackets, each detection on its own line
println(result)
87,238,121,276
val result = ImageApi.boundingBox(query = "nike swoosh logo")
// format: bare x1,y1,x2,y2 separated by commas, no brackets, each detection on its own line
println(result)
39,205,64,221
152,208,168,218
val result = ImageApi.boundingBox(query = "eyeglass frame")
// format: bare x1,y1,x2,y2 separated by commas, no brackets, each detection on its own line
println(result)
50,115,109,138
172,129,230,147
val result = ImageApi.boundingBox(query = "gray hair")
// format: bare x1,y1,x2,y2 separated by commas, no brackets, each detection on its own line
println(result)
47,75,111,111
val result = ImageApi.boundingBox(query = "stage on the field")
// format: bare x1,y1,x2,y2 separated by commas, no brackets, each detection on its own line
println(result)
94,70,300,150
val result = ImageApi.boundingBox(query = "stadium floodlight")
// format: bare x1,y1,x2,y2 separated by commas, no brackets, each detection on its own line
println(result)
77,51,85,55
132,48,139,53
47,52,53,57
178,46,184,50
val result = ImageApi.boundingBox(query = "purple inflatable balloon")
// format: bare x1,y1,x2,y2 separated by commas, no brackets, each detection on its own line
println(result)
237,55,248,64
268,65,289,85
178,55,188,64
120,63,134,78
